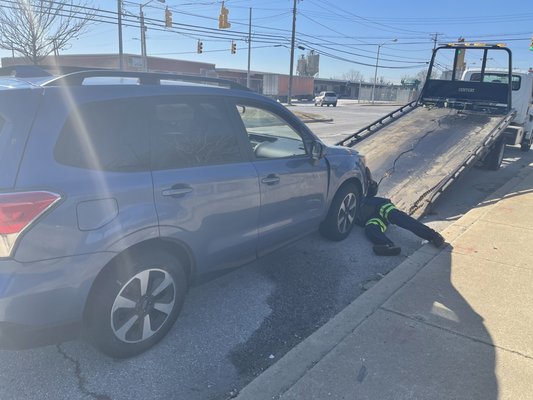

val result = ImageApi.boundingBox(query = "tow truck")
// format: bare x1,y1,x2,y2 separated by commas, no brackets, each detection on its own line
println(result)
462,67,533,152
336,43,517,217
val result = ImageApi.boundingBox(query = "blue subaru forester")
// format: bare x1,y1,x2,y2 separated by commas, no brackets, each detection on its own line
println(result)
0,68,373,357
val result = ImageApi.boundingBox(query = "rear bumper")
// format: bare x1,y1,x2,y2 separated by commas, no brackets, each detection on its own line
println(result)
0,252,114,348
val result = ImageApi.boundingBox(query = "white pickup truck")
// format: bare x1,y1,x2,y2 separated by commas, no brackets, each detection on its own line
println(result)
462,68,533,151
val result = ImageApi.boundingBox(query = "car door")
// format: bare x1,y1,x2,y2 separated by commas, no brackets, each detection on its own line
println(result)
230,100,329,257
150,96,260,272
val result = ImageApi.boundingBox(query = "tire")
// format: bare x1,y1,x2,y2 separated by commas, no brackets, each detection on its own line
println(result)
333,103,337,107
485,138,505,170
320,183,361,241
85,250,187,358
521,135,532,152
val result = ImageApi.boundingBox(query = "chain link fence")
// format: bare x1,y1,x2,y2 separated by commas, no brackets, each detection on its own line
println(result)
356,85,418,104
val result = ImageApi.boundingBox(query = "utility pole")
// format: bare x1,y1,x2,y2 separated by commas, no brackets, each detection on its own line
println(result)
430,32,443,50
118,0,123,70
140,4,146,70
287,0,297,105
247,7,252,89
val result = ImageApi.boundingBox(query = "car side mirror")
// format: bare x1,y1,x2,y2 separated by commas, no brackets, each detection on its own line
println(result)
311,141,325,161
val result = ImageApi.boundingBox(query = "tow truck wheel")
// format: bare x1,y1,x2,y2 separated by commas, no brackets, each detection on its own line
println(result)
320,183,361,241
520,136,532,152
485,138,505,170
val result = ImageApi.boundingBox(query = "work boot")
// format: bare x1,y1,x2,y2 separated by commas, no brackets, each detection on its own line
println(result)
430,232,445,248
373,244,401,256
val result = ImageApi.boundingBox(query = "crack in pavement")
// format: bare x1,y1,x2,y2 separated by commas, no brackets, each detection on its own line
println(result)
56,344,112,400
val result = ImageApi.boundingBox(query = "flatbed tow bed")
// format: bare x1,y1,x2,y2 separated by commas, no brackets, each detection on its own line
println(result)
336,44,516,217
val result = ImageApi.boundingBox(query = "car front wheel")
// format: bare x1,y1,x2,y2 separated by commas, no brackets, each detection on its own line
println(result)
320,183,361,241
85,250,187,358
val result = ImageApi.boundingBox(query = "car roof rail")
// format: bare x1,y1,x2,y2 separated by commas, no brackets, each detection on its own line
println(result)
42,69,251,91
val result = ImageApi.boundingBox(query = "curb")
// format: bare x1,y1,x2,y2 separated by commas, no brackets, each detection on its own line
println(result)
234,161,533,400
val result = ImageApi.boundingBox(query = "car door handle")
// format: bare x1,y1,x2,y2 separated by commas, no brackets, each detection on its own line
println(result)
261,175,280,185
161,186,193,197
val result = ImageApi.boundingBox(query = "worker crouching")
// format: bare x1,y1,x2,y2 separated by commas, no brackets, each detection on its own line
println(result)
360,182,445,256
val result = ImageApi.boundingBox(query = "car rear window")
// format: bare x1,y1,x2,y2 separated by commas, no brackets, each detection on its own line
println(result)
54,96,244,172
54,98,151,172
325,92,336,96
151,98,243,170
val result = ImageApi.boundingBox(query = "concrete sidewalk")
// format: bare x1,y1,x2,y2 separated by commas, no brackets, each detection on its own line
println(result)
235,162,533,400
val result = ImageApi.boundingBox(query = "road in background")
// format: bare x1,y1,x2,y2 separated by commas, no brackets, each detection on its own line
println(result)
1,102,531,400
293,100,399,145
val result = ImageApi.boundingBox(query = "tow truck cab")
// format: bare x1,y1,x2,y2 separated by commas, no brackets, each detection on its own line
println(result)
462,68,533,151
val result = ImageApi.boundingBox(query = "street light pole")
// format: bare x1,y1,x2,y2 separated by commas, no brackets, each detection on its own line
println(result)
117,0,123,69
371,38,397,104
139,0,165,72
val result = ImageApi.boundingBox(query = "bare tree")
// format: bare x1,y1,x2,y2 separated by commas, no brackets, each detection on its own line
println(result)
0,0,96,65
341,69,363,82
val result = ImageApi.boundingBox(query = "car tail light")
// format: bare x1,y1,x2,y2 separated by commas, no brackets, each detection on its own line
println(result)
0,191,61,257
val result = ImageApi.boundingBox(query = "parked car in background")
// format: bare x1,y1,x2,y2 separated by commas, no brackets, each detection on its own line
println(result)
314,91,338,107
0,67,373,358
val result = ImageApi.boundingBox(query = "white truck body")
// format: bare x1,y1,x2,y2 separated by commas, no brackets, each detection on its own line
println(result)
462,69,533,150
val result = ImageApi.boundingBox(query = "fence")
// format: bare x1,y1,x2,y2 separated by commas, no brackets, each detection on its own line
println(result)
356,85,418,104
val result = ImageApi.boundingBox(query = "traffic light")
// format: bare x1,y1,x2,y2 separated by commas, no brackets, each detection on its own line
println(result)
218,1,231,29
231,41,236,54
197,40,203,54
164,7,172,28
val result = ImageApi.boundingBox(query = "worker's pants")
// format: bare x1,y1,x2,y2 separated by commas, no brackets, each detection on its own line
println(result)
364,209,437,245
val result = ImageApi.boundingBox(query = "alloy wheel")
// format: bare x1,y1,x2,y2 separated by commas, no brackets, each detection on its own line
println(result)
337,192,357,234
111,268,176,343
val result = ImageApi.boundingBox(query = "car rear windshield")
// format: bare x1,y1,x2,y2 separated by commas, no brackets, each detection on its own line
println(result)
325,92,336,96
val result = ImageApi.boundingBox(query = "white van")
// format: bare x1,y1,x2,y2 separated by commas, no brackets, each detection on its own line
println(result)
462,68,533,151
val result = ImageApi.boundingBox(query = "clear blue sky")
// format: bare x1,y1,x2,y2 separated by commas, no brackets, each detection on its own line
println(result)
1,0,532,82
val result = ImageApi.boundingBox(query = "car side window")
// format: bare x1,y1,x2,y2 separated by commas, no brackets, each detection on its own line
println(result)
235,104,307,159
152,98,243,170
54,98,150,172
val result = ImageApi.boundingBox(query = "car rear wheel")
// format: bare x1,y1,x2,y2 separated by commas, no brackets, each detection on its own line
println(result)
320,183,361,241
85,250,187,358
